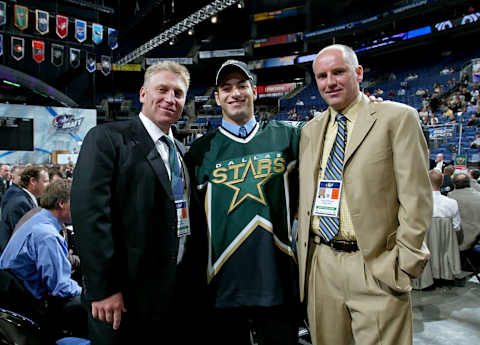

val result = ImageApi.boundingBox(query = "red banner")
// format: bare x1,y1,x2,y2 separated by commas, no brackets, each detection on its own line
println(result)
32,39,45,63
56,15,68,39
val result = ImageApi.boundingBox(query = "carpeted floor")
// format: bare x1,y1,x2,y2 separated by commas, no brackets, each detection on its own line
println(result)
412,275,480,345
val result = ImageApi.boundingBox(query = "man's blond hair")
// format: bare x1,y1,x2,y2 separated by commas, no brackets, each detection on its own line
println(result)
143,61,190,90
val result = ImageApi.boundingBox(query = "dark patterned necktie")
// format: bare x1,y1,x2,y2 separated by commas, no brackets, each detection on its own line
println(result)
161,136,183,199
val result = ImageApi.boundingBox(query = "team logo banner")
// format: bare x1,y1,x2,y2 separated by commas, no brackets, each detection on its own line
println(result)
86,53,96,73
36,10,49,34
51,44,64,67
101,55,112,76
0,2,6,26
14,5,28,30
32,40,45,63
108,28,118,50
56,15,68,39
70,48,80,68
92,23,103,44
75,19,87,42
11,36,24,61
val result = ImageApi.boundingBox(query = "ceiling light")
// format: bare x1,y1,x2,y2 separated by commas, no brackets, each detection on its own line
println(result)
211,16,218,24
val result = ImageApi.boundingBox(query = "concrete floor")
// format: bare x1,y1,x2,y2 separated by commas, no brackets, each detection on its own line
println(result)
412,275,480,345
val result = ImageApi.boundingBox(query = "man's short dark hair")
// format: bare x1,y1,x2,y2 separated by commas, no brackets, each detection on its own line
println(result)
48,168,64,180
39,179,71,210
452,173,471,189
470,169,480,180
19,166,47,189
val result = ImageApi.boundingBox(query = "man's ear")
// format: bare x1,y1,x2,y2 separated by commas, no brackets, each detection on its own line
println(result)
214,91,221,106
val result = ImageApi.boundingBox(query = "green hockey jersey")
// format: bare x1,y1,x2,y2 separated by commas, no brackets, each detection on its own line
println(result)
186,120,301,307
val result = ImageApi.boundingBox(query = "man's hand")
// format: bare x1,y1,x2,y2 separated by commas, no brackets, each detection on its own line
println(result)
92,292,127,330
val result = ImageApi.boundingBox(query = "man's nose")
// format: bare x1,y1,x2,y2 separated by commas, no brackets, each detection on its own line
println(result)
164,89,175,102
326,73,336,86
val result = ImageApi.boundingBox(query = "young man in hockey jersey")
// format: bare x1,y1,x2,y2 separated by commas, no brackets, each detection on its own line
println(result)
185,60,301,345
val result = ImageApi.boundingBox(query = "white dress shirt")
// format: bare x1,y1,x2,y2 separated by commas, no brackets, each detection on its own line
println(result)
432,191,461,231
22,188,38,207
139,112,178,180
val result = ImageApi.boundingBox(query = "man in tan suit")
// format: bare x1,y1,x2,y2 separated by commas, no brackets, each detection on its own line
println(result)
296,44,432,345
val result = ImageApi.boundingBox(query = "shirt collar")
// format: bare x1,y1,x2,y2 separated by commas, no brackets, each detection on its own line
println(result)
330,92,363,123
22,188,38,207
139,112,175,143
40,209,63,233
432,190,441,196
221,116,257,136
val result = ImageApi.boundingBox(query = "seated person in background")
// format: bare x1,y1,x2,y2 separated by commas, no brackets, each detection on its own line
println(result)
388,89,395,97
429,113,439,125
416,88,426,96
440,165,455,196
468,169,480,192
470,134,480,149
467,113,480,127
440,66,453,75
467,101,477,113
0,166,49,252
429,169,461,232
448,173,480,255
0,179,86,339
397,87,406,96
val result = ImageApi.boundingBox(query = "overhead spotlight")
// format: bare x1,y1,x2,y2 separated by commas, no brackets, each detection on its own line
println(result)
237,0,244,9
169,39,175,45
188,28,194,36
211,15,218,24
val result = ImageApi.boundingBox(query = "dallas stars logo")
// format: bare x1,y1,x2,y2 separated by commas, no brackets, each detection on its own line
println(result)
224,158,271,214
211,152,286,214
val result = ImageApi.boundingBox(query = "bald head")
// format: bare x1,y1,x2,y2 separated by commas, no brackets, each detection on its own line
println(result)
429,169,443,190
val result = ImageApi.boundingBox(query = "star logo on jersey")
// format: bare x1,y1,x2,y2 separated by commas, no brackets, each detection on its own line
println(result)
224,157,271,214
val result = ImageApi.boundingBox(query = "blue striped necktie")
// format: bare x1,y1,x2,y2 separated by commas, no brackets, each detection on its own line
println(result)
318,113,347,242
161,136,184,200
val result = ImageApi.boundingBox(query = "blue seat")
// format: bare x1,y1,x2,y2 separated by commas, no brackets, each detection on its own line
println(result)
56,337,91,345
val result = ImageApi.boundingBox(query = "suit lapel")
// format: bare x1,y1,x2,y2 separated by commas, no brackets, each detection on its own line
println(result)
129,117,174,201
304,113,330,207
344,95,376,165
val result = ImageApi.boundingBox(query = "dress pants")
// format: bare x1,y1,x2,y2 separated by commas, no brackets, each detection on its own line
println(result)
211,305,299,345
307,242,413,345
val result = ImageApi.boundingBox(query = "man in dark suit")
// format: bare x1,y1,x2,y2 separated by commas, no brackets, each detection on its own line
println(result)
0,166,49,252
71,61,206,345
430,153,452,172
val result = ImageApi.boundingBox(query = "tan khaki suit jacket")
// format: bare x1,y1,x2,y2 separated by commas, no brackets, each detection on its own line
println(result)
297,94,432,300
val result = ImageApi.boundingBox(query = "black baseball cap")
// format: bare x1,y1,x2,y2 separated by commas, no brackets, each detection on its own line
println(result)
215,59,255,86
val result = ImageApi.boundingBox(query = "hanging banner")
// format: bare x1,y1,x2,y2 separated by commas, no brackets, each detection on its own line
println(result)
101,55,112,76
36,9,49,35
11,37,24,61
56,15,68,39
0,34,3,56
86,52,96,73
75,19,87,42
32,39,45,63
70,48,80,68
0,2,6,26
51,44,64,67
108,27,118,50
14,5,28,30
92,23,103,44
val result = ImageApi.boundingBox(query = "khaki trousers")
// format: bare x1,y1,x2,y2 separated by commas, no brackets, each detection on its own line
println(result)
307,242,413,345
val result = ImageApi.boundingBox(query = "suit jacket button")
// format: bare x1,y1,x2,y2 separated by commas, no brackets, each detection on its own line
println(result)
307,211,310,216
